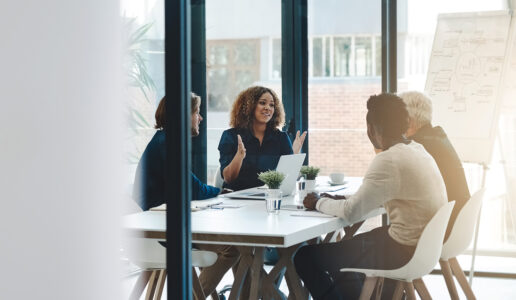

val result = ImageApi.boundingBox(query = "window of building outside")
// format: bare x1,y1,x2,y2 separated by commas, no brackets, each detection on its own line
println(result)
307,0,382,231
206,0,281,185
397,0,516,264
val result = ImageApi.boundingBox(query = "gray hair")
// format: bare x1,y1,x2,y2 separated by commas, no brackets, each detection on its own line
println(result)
398,91,433,130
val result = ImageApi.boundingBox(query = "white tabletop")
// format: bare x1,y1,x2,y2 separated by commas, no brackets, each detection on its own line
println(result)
123,177,383,248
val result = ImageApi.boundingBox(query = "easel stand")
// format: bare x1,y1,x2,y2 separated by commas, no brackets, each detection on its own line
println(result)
469,162,488,285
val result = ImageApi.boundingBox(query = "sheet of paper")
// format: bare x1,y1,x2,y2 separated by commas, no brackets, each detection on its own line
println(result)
290,211,335,218
211,204,242,209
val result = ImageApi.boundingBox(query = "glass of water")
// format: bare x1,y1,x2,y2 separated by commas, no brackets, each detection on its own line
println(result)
266,189,282,214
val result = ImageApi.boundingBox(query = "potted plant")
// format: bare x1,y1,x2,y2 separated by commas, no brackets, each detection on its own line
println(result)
300,166,320,191
258,170,286,214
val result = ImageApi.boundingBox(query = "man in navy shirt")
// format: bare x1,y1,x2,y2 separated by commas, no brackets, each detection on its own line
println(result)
133,94,220,211
133,94,238,297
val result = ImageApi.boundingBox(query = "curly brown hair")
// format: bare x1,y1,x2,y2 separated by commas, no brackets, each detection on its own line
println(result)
229,86,285,131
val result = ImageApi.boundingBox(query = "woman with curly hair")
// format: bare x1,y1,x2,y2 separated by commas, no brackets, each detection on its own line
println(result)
218,86,307,191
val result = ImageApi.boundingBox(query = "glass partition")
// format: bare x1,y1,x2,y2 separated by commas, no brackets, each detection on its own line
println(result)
206,0,282,184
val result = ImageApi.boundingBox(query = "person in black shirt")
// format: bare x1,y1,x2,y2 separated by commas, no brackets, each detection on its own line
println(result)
218,86,307,191
133,94,221,211
399,91,470,241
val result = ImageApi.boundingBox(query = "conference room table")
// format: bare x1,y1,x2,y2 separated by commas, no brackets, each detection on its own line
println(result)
123,177,384,300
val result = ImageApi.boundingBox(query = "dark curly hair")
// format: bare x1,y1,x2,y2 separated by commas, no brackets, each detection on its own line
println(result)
229,86,285,131
366,93,409,138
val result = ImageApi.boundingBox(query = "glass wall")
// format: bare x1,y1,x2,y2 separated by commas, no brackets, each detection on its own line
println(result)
120,0,165,187
307,0,382,231
206,0,281,184
396,0,516,258
307,0,381,178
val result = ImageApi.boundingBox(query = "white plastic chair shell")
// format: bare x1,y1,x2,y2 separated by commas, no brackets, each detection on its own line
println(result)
340,201,455,282
441,189,485,260
123,202,218,270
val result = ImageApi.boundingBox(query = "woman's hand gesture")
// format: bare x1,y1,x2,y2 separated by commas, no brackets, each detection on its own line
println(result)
236,134,246,159
292,130,307,154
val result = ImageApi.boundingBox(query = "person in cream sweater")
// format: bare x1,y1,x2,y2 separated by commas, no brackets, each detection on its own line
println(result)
294,93,447,300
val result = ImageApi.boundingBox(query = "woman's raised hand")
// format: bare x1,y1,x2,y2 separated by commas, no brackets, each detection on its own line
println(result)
292,130,307,154
237,134,246,159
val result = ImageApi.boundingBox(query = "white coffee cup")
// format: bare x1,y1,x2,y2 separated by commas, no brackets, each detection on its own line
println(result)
329,173,345,184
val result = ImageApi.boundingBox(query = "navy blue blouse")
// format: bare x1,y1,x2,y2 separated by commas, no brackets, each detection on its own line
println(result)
133,131,220,211
218,128,293,191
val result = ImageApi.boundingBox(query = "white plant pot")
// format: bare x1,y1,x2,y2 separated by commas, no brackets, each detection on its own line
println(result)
305,179,316,192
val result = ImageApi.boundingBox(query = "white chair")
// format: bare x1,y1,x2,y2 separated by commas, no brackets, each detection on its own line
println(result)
340,201,455,300
213,167,224,189
124,237,217,300
437,189,485,300
124,202,218,300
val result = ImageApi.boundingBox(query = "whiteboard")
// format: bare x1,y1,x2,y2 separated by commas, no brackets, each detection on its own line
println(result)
424,11,512,164
502,13,516,110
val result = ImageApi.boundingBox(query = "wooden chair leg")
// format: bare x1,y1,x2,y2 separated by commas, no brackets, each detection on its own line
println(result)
403,281,417,300
449,257,477,300
145,270,159,300
373,277,384,300
392,281,404,300
413,278,432,300
130,270,152,300
154,270,167,300
192,267,206,300
358,277,378,300
210,290,220,300
440,259,460,300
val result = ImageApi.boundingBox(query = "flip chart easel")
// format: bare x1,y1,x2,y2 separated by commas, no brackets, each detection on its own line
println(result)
425,10,513,284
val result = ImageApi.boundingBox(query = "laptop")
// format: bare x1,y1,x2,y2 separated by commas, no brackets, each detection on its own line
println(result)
221,153,306,200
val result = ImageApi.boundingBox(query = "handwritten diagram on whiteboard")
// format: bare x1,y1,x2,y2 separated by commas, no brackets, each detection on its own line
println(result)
425,12,511,141
502,17,516,109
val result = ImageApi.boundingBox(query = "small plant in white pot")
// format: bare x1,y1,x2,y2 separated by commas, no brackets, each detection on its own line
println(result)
258,170,286,214
300,166,320,192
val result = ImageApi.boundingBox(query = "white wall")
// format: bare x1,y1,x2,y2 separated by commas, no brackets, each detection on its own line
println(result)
0,1,123,299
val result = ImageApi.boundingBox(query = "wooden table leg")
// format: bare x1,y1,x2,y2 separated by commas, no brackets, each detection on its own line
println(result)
342,221,365,241
229,246,254,300
322,230,336,243
278,244,309,300
249,247,264,300
192,268,206,300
